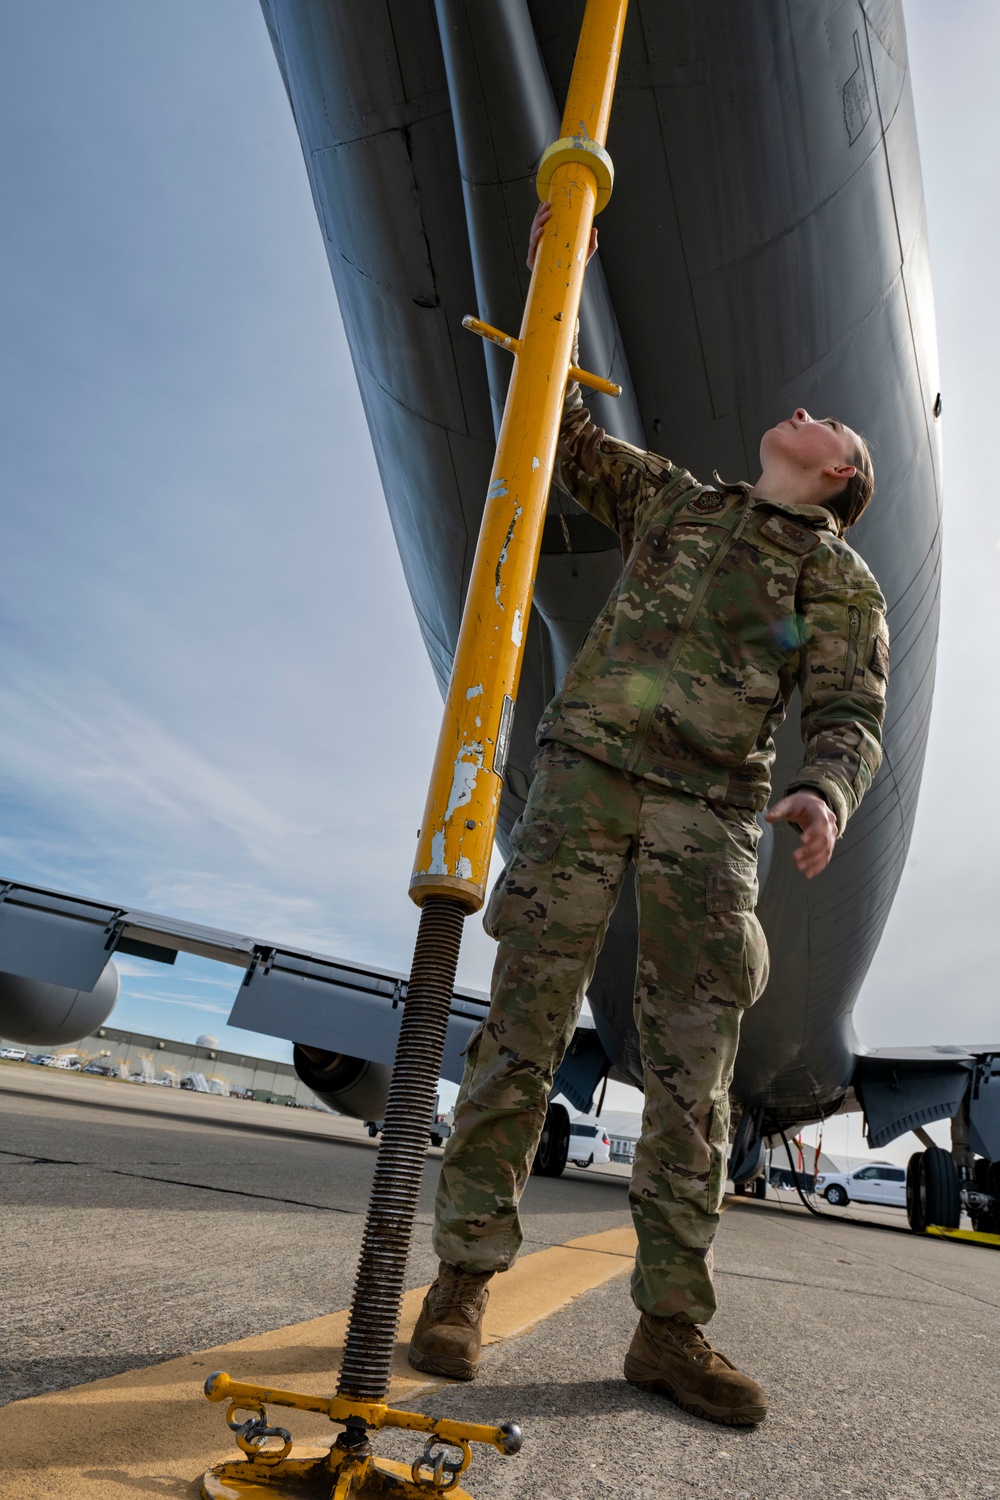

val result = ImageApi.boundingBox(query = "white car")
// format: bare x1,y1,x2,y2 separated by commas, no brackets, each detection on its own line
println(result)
814,1162,907,1208
569,1120,612,1168
0,1048,27,1061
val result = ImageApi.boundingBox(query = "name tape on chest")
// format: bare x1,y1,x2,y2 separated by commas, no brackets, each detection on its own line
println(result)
757,514,821,555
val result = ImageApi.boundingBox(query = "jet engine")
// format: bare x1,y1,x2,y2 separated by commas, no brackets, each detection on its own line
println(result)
0,961,120,1047
292,1044,392,1121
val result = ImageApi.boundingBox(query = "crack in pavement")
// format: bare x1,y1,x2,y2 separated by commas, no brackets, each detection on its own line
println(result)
716,1266,954,1307
0,1146,375,1214
744,1201,1000,1311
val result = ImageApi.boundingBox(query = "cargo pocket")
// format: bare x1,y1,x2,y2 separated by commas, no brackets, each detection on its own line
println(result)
482,815,566,948
696,862,770,1009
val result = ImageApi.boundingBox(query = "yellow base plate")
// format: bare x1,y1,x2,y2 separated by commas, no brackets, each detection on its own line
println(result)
202,1449,475,1499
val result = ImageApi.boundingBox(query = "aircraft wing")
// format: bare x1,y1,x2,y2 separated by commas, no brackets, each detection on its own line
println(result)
853,1047,1000,1155
0,876,486,1096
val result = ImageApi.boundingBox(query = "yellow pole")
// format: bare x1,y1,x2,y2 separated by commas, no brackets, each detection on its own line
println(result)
200,6,631,1490
410,0,629,910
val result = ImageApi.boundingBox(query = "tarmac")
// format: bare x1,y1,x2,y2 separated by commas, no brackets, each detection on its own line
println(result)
2,1064,999,1499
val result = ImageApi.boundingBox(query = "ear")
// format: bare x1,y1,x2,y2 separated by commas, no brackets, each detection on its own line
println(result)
822,462,856,481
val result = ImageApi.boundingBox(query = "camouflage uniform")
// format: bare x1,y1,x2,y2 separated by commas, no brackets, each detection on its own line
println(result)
433,379,889,1324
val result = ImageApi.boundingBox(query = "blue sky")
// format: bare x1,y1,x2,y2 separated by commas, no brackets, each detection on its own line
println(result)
0,0,505,1060
0,3,997,1156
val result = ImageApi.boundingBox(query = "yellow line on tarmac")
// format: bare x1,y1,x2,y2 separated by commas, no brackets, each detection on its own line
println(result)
0,1224,637,1498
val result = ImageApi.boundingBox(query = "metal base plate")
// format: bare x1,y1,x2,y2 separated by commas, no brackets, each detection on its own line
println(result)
202,1450,475,1499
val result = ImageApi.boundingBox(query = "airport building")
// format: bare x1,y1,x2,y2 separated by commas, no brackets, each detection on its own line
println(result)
1,1025,322,1108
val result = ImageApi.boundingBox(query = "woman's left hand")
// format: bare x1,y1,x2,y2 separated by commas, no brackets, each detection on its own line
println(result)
765,791,838,878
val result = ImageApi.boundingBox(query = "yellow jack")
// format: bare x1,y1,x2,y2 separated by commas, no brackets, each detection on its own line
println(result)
200,1372,519,1497
201,2,629,1494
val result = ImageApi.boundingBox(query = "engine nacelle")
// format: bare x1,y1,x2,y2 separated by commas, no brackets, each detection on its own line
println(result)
0,961,120,1046
293,1045,392,1121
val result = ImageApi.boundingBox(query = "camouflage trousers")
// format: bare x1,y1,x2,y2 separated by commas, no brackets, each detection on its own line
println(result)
433,743,769,1324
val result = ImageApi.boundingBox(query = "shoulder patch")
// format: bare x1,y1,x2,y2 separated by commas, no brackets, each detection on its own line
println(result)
685,490,726,515
870,634,889,679
758,514,821,555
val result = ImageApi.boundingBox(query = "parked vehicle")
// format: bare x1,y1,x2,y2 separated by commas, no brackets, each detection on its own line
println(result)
814,1163,906,1208
0,1048,27,1061
367,1094,453,1147
569,1119,611,1168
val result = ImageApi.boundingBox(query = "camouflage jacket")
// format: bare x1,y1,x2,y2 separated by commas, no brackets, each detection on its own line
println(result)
539,386,889,834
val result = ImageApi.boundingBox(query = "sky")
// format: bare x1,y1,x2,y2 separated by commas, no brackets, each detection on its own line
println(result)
0,3,996,1167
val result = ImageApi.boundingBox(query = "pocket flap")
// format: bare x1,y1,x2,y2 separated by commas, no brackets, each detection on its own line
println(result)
513,818,565,866
459,1021,485,1058
706,863,758,914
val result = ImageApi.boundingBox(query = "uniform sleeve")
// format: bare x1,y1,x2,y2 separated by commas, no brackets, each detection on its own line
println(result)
551,335,686,554
786,543,889,835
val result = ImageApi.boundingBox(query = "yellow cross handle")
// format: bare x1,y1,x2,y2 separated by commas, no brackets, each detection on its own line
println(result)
204,1371,522,1455
410,0,629,910
462,316,622,398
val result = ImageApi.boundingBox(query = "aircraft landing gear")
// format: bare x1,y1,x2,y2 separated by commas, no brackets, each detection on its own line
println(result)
906,1146,961,1232
532,1102,570,1178
969,1159,1000,1233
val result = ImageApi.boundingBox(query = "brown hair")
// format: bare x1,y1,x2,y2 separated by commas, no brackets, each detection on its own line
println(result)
827,431,875,533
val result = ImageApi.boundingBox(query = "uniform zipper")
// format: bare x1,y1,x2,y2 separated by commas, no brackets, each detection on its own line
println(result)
843,605,861,689
625,495,756,774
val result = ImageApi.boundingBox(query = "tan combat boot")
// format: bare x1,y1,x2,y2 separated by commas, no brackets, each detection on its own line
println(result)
624,1313,767,1426
407,1263,493,1380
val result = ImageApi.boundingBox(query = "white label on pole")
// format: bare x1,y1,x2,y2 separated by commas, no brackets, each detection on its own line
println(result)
494,695,515,781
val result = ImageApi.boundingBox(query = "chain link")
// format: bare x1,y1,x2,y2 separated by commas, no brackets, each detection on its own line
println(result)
410,1437,472,1492
225,1400,293,1465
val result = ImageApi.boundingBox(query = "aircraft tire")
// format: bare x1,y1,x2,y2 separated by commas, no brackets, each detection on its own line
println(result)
824,1184,848,1207
915,1146,961,1231
533,1102,570,1178
906,1152,924,1231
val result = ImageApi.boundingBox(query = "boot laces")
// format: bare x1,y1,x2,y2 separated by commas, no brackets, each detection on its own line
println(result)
429,1267,490,1322
663,1317,715,1366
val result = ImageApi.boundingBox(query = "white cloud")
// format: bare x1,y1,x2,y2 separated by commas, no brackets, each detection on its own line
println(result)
121,991,231,1015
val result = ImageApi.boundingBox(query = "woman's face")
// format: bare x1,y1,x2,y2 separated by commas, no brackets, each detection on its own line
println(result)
760,408,858,476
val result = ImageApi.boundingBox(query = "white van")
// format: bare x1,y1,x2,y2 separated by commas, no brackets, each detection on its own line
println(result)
569,1119,612,1168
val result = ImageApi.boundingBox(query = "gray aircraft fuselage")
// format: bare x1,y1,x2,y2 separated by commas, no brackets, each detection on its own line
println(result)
264,0,941,1126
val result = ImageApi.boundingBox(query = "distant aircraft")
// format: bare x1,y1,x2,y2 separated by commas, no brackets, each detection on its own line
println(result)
1,1,997,1234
